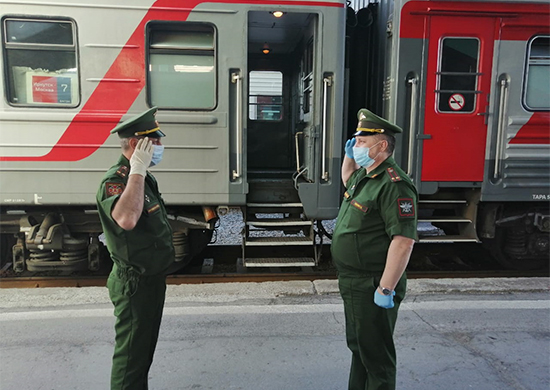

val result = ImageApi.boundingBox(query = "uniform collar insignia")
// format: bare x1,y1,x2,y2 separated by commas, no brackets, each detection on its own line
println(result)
116,165,129,178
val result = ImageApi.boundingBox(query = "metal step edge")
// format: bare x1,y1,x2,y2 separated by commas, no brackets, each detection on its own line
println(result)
243,257,316,267
418,200,467,204
245,237,313,246
246,220,312,227
418,236,480,243
419,218,472,223
246,203,303,208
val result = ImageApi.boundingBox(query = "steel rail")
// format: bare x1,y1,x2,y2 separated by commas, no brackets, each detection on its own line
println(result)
1,269,548,289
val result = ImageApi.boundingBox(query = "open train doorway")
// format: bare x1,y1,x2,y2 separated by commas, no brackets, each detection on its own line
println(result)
246,11,318,195
242,10,321,268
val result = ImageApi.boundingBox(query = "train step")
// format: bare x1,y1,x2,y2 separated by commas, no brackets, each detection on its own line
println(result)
418,235,479,243
417,191,481,243
419,216,472,223
245,236,313,246
246,217,312,227
241,203,318,268
243,257,316,267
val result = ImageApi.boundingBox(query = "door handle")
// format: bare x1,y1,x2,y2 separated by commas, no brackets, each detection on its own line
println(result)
494,77,509,179
321,75,333,181
477,106,489,125
406,74,419,176
231,72,243,180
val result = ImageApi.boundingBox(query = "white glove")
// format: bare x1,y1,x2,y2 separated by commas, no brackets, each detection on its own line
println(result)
129,138,153,177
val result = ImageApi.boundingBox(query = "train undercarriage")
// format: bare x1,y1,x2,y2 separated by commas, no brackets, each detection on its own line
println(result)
1,195,548,274
0,206,217,275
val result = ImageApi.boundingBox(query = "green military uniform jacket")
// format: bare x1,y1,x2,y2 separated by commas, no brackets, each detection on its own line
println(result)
96,155,174,276
331,156,418,276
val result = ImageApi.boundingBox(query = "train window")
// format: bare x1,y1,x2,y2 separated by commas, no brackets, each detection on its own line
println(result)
436,37,479,113
248,71,283,121
2,18,79,107
147,23,216,110
524,36,550,110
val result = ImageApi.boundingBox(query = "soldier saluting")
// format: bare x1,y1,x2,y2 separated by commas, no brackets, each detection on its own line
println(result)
331,108,418,390
96,107,174,390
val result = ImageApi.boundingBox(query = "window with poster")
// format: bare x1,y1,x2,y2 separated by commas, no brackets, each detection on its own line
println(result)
436,37,480,113
2,17,79,107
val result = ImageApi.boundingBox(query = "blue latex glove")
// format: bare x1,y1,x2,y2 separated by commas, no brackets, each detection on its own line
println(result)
374,289,395,309
344,138,356,159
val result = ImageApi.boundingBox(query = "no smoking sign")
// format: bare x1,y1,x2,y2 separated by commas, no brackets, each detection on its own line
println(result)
448,93,465,111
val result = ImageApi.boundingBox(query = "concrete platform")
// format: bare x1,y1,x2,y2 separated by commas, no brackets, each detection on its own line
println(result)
0,278,548,390
0,277,548,308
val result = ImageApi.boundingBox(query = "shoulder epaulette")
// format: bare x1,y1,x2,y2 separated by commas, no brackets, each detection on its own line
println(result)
386,167,402,182
116,165,129,178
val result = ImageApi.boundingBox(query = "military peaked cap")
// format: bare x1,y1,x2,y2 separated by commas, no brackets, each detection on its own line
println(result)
110,107,165,138
353,108,402,137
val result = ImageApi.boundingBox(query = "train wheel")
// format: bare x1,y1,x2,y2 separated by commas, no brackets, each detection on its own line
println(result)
484,226,549,270
166,229,214,274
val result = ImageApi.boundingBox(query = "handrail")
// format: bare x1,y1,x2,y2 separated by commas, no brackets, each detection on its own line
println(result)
231,72,242,180
321,76,332,181
294,131,303,172
406,75,418,176
494,78,509,179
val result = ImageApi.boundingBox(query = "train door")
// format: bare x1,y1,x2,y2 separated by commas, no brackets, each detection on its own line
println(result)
421,16,496,182
246,11,318,197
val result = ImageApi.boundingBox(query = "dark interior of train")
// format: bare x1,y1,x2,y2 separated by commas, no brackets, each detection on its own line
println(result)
246,11,316,186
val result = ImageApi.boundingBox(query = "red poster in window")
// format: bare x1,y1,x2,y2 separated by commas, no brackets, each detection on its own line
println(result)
32,76,58,103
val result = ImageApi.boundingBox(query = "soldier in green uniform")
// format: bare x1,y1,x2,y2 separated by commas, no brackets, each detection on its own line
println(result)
96,107,175,390
331,109,418,390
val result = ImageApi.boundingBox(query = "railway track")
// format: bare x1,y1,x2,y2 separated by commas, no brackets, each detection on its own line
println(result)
1,243,548,288
1,269,549,289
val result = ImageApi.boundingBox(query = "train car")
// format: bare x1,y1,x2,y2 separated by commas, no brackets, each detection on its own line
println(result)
1,0,548,274
346,0,549,269
0,0,346,272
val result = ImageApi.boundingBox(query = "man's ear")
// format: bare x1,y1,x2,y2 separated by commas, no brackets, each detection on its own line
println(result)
128,137,138,150
376,137,386,152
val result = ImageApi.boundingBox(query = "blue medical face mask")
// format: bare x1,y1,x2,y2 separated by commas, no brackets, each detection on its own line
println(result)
150,144,164,167
353,141,381,168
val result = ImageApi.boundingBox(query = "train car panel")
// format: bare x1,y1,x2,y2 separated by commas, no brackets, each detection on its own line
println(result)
1,0,547,272
0,0,347,271
347,0,549,268
483,32,550,202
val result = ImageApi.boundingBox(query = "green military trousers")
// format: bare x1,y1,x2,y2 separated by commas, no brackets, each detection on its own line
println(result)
338,274,406,390
107,265,167,390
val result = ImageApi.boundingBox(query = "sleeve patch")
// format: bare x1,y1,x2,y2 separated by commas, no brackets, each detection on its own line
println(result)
351,200,368,213
116,165,129,178
386,167,402,182
105,182,125,197
147,203,161,214
397,198,415,217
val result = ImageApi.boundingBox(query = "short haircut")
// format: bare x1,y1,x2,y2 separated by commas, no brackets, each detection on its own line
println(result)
120,137,131,152
375,133,395,154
